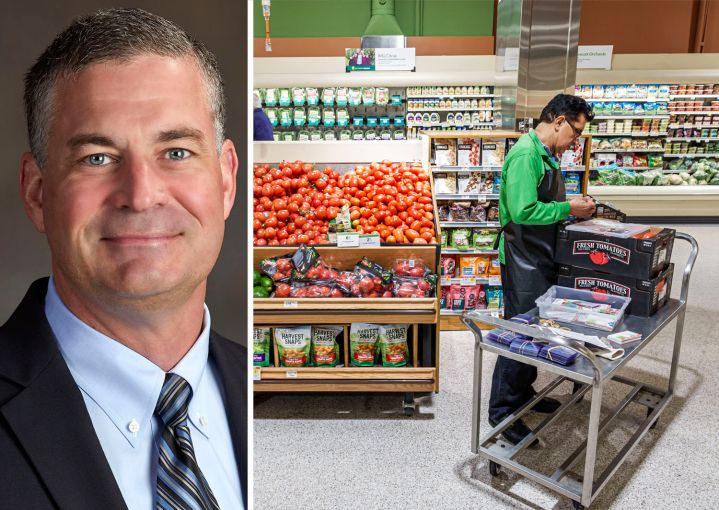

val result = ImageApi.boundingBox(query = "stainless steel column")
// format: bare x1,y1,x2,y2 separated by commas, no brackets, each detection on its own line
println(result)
495,0,582,130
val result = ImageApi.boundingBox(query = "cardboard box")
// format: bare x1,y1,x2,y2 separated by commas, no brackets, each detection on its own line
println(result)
557,264,673,317
555,224,675,279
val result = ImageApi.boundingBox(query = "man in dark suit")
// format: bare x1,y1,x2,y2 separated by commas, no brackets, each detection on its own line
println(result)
0,8,247,509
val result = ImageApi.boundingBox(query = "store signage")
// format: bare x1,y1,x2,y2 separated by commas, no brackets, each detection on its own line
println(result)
502,45,613,71
253,367,262,381
337,232,360,247
489,276,502,286
359,233,381,247
345,47,416,72
577,45,613,70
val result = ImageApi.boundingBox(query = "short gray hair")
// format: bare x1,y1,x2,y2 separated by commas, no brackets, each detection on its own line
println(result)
24,8,226,168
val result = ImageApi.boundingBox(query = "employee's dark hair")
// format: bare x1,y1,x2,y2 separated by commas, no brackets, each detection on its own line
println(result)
538,94,594,124
24,8,225,168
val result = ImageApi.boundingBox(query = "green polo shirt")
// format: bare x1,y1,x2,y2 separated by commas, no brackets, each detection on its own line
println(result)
498,130,571,264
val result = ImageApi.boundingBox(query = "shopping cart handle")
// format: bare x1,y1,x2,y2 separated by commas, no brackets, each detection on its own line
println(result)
674,232,698,306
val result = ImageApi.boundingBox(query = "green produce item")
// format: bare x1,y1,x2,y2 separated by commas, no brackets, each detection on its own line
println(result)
275,326,311,367
679,172,691,182
311,326,343,367
253,270,261,286
668,174,683,185
693,169,708,181
378,324,409,367
253,327,271,367
451,228,472,249
278,88,291,106
349,323,380,367
253,286,270,298
260,276,274,289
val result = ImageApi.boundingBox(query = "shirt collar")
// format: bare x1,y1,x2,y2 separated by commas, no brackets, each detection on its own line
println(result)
529,129,560,169
44,276,212,447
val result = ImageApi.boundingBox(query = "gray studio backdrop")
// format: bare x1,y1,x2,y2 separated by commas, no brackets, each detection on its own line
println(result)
0,1,248,345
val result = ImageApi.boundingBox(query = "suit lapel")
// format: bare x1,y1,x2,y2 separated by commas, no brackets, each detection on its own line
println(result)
209,334,248,507
0,278,127,510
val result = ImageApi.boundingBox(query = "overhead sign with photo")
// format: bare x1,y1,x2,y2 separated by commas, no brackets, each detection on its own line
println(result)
345,48,415,72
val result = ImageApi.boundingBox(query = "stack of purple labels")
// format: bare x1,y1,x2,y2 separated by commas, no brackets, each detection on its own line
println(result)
539,345,579,366
486,329,531,346
509,313,539,326
509,339,543,357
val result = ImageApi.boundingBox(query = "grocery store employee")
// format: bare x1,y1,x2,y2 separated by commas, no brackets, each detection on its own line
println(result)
0,9,246,509
489,94,596,445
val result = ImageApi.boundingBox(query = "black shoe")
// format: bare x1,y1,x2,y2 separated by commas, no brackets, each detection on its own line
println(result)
488,418,539,447
532,397,562,414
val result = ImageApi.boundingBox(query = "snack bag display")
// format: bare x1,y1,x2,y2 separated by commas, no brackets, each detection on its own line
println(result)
473,229,497,251
486,286,502,309
474,255,491,276
433,138,457,166
451,228,472,249
433,172,457,194
311,326,342,367
441,255,457,277
253,327,271,367
481,138,506,166
350,323,380,366
275,326,311,367
458,256,480,277
378,324,409,367
440,285,450,309
449,284,466,310
457,138,481,166
488,256,501,276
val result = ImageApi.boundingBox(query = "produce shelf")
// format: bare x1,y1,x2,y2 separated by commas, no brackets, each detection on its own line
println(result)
666,137,719,142
435,193,499,200
670,94,719,99
441,308,502,316
669,111,719,115
442,249,499,255
440,277,498,286
591,149,665,153
589,132,665,137
440,221,500,228
407,94,495,99
664,153,719,158
669,124,719,129
407,107,494,113
592,115,670,120
589,166,655,171
432,165,502,172
587,184,719,217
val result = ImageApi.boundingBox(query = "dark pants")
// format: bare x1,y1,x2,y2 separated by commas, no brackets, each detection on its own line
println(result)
488,264,538,423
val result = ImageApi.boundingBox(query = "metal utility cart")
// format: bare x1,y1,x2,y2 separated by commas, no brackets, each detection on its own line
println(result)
461,232,698,509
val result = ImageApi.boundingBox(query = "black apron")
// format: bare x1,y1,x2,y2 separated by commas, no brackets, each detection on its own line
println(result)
488,155,566,422
501,157,566,318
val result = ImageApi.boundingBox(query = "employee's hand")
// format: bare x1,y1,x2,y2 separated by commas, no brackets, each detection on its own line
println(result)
569,196,596,219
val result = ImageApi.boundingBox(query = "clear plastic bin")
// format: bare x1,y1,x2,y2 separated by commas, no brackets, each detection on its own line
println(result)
535,285,630,331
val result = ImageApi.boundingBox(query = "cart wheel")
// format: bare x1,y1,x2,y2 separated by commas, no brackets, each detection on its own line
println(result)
572,501,585,510
488,461,500,477
403,392,415,417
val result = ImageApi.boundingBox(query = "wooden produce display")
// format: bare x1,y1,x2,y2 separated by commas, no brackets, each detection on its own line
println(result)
252,140,441,414
425,130,592,330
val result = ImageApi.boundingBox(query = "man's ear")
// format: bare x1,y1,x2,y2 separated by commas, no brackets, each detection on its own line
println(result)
20,152,46,233
219,139,238,219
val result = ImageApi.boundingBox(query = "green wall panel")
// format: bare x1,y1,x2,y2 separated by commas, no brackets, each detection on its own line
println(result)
253,0,494,38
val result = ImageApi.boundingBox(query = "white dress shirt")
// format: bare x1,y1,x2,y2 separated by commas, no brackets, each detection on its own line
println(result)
44,277,243,510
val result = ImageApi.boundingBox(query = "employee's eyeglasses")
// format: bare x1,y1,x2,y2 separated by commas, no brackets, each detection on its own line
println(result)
566,120,584,138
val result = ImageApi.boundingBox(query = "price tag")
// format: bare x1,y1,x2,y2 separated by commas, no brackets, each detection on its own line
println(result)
286,370,298,379
488,276,502,286
488,222,500,228
337,232,360,247
477,195,486,202
359,233,381,247
460,277,476,286
491,310,500,318
253,367,262,381
440,277,452,286
283,300,298,308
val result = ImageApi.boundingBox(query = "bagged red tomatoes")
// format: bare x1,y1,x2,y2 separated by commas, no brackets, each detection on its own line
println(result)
290,281,345,298
392,274,438,298
392,258,430,278
259,253,295,282
352,257,393,298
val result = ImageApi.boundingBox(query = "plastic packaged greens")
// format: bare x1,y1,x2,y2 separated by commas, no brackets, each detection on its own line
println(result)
310,130,323,141
336,87,349,106
323,130,337,141
279,108,292,127
278,88,291,106
275,326,311,367
348,88,362,106
307,106,321,126
350,323,380,367
264,88,278,106
253,327,271,367
297,131,310,141
375,87,389,105
306,87,319,106
293,107,306,126
378,324,409,367
265,108,278,127
292,87,306,106
339,129,352,140
311,326,342,367
362,87,376,105
322,87,336,106
336,108,349,127
322,108,335,127
280,131,295,141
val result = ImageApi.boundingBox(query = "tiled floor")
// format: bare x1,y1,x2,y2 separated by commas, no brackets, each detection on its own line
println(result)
253,225,718,509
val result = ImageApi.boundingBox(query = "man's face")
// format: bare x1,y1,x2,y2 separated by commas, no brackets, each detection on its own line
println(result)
21,55,237,309
555,113,587,153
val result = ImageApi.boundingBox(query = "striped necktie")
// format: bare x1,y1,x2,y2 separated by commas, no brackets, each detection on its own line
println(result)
155,373,220,510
